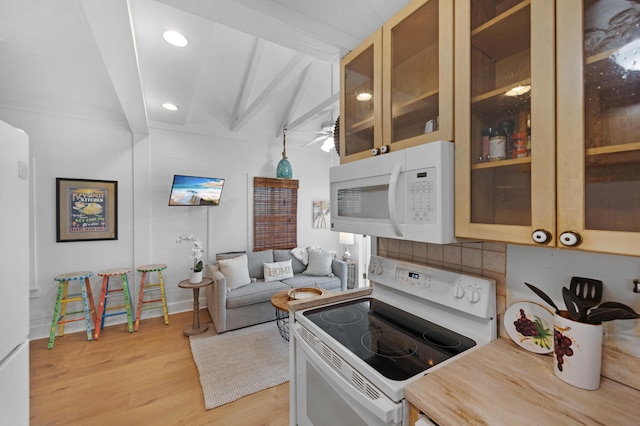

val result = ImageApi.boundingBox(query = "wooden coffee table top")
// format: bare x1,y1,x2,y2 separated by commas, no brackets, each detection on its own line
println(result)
271,288,327,312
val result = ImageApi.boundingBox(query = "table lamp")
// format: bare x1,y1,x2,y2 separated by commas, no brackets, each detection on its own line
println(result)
339,232,355,261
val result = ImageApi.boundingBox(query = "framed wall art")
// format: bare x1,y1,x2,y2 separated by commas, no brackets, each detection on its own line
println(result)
56,178,118,242
313,200,330,229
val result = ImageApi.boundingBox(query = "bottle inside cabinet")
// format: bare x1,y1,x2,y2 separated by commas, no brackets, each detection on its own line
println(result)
468,0,533,226
582,0,640,233
389,0,440,143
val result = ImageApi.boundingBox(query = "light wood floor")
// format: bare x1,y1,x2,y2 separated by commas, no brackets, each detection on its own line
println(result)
30,310,289,425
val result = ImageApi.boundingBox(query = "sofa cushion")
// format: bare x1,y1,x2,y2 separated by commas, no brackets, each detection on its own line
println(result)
303,247,334,276
263,260,294,282
274,249,306,274
225,280,289,309
282,275,342,290
247,249,274,279
290,247,309,265
218,254,252,291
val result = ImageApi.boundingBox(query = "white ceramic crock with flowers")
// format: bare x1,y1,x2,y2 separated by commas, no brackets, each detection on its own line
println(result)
553,310,603,390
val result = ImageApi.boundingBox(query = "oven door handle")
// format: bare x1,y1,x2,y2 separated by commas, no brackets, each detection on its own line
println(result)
294,325,402,424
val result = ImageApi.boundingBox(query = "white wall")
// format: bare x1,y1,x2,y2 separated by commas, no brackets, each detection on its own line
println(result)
507,244,640,357
0,108,343,339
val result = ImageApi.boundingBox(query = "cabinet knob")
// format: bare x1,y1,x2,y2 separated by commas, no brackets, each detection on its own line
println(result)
531,229,552,244
371,148,380,156
559,231,582,247
380,145,390,154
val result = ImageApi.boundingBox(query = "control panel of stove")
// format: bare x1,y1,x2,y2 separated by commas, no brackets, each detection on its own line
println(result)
368,255,495,319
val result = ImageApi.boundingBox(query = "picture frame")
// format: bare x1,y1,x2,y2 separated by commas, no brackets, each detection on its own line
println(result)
313,200,330,229
56,178,118,242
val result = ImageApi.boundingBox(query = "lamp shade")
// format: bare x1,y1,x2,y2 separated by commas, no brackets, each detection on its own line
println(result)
339,232,354,245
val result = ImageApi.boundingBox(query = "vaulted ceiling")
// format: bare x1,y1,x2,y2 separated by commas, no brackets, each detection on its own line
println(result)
0,0,410,147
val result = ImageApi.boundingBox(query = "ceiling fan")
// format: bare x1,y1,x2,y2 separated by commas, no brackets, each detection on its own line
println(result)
301,121,335,151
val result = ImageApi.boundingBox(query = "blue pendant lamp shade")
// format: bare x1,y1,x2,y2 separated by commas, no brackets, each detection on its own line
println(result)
277,128,292,179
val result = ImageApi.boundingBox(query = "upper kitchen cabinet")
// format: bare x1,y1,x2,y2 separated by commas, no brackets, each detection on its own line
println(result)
556,0,640,255
456,0,640,257
340,29,383,163
455,0,556,245
340,0,453,163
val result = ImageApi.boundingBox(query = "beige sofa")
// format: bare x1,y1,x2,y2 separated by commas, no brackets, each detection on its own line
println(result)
205,248,347,333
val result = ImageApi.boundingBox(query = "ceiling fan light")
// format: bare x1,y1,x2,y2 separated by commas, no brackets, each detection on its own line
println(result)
162,102,179,111
163,30,188,47
505,85,531,97
320,137,334,152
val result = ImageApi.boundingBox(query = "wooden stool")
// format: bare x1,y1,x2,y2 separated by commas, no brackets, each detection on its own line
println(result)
135,264,169,331
48,271,97,349
94,268,134,339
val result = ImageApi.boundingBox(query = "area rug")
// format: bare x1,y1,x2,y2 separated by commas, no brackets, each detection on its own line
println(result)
189,322,289,410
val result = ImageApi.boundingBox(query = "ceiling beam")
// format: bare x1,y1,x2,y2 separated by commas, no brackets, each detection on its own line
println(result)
230,38,264,130
79,0,148,135
286,92,339,133
231,52,311,131
279,63,312,134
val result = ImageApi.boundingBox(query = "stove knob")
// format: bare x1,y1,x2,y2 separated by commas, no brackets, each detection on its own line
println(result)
467,289,481,304
374,263,383,275
452,285,465,299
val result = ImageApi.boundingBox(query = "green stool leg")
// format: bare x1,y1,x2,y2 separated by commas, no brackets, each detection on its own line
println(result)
121,273,134,332
48,281,65,349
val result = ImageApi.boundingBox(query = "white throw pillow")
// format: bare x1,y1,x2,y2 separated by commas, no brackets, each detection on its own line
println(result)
303,247,334,276
263,260,294,282
218,254,252,291
290,246,309,265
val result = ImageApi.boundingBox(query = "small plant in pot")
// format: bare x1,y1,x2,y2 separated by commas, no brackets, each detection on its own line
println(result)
177,234,205,283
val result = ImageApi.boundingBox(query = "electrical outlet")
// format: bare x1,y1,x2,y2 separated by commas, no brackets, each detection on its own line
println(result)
633,279,640,293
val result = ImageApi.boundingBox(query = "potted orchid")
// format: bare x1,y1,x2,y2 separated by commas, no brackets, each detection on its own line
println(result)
177,234,205,283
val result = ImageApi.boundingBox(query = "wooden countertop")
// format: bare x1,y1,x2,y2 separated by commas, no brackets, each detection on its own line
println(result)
405,338,640,425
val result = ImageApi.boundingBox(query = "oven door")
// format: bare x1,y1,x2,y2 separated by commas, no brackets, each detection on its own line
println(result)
293,325,406,426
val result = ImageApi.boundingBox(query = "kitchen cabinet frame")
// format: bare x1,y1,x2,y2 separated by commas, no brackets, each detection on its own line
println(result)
339,29,383,163
556,0,640,255
454,0,556,245
382,0,454,150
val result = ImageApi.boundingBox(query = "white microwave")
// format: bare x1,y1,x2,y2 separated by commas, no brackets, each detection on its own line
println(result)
330,141,454,244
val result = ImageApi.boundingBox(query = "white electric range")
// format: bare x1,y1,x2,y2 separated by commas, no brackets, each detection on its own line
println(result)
290,256,496,425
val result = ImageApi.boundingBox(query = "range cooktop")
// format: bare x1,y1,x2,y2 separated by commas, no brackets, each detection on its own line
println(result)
302,297,476,381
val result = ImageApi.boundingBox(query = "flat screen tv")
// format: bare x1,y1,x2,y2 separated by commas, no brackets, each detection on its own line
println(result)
168,175,225,206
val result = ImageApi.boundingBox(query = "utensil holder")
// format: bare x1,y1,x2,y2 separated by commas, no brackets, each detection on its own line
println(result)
553,311,603,390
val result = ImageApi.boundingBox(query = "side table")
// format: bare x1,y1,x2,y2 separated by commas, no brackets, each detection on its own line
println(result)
178,277,213,336
270,288,327,340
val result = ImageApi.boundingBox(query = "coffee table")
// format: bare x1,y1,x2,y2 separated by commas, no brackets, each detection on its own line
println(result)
178,277,214,336
271,288,326,340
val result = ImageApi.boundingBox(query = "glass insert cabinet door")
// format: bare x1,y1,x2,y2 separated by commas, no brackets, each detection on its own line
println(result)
383,0,454,149
556,0,640,255
340,29,382,163
454,0,556,245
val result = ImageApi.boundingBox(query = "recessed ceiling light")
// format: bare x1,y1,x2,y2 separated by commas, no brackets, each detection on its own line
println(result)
356,92,372,102
505,85,531,97
162,103,179,111
162,30,188,47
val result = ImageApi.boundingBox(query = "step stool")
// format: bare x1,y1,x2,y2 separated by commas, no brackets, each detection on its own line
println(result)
48,271,97,349
134,264,169,331
94,268,134,339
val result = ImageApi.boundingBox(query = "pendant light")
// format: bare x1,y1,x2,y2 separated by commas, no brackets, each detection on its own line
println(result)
276,128,292,179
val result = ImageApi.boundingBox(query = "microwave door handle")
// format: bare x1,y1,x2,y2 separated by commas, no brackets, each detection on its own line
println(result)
388,162,403,237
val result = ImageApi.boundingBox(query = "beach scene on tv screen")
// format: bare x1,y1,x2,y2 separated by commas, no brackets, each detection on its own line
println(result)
169,175,224,206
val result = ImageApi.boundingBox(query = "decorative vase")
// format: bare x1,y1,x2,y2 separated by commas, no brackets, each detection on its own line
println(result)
189,270,203,284
553,310,603,390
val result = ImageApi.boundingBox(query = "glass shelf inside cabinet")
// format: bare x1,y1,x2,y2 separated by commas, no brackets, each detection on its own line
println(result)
390,0,439,142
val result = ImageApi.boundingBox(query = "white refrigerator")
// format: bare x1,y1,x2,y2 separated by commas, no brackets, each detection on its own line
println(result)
0,119,30,424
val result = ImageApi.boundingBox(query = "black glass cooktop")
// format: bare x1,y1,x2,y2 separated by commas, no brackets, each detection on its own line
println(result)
303,298,476,381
